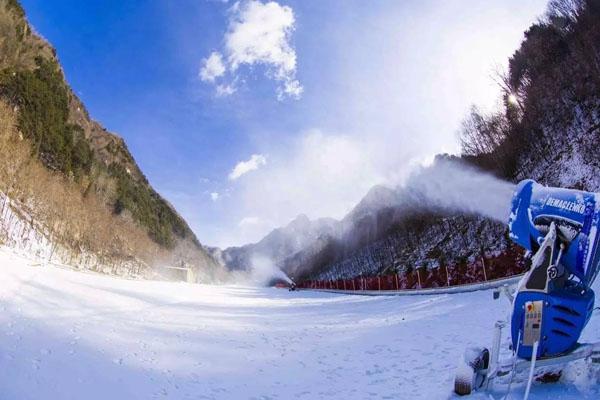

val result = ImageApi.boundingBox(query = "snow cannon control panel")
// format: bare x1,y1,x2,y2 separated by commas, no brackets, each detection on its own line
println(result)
523,300,543,347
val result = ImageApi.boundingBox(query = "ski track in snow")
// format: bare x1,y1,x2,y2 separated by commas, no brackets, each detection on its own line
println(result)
1,248,599,400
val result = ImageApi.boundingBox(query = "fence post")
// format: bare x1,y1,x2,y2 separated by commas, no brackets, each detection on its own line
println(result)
352,279,356,291
481,256,488,281
343,279,346,290
395,273,399,290
445,264,450,287
416,267,422,289
378,276,381,291
48,242,56,264
0,194,6,216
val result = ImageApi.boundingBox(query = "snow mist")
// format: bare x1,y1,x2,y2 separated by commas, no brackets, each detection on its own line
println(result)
405,159,515,223
248,254,293,286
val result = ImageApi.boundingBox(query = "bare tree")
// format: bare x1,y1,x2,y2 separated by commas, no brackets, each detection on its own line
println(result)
0,99,162,275
547,0,585,25
459,106,508,156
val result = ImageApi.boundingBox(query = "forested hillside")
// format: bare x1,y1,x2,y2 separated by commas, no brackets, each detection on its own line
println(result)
0,0,222,281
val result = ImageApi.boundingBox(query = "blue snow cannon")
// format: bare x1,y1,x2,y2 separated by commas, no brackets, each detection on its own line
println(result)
455,179,600,396
508,179,600,359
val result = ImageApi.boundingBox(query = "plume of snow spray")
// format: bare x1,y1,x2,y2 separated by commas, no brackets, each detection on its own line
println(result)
405,158,515,223
248,254,293,286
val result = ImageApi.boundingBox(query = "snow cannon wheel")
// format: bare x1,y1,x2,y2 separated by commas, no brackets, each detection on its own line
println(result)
454,347,490,396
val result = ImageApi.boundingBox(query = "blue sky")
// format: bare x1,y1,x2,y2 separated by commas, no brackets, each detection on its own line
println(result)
21,0,548,248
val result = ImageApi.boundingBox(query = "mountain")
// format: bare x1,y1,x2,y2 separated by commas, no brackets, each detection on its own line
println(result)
219,214,339,274
346,185,401,220
219,169,509,282
220,0,600,282
218,185,415,274
0,0,222,281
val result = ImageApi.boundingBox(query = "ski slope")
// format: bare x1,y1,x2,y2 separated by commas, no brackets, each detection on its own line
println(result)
1,248,599,400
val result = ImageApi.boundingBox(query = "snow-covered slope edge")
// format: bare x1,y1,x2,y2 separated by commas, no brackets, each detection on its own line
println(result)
1,248,599,399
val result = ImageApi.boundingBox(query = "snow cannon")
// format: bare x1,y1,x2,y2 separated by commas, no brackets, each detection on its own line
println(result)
507,179,600,359
454,179,600,397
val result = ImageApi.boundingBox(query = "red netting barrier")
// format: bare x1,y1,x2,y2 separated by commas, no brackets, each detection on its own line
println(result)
296,246,527,292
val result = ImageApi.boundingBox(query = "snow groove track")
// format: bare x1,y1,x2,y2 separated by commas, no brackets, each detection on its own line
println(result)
1,248,599,400
304,275,524,297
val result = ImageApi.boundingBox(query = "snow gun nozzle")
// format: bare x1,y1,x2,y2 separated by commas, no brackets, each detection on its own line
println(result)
508,179,600,287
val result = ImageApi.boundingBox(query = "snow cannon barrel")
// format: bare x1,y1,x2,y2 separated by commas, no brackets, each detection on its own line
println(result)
508,179,600,286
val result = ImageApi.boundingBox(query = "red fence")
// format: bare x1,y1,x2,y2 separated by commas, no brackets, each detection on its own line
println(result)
297,247,527,292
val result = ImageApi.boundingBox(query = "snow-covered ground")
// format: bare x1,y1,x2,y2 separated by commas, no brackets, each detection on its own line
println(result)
1,247,599,400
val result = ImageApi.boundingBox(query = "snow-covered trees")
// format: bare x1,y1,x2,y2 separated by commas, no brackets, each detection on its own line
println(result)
461,0,600,184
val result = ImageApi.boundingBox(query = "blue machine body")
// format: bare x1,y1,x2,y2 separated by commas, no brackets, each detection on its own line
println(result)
510,286,594,358
507,180,600,359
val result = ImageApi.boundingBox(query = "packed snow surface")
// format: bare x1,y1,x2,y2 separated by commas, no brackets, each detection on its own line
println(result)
1,248,599,400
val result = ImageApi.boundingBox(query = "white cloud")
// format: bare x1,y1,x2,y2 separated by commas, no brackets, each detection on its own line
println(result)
210,192,220,201
199,51,226,82
200,0,302,99
228,153,267,180
216,83,237,96
238,216,260,227
233,216,276,245
278,78,302,101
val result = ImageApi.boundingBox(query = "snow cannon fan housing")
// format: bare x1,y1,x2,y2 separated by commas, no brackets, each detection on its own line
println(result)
509,179,600,286
507,179,600,359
